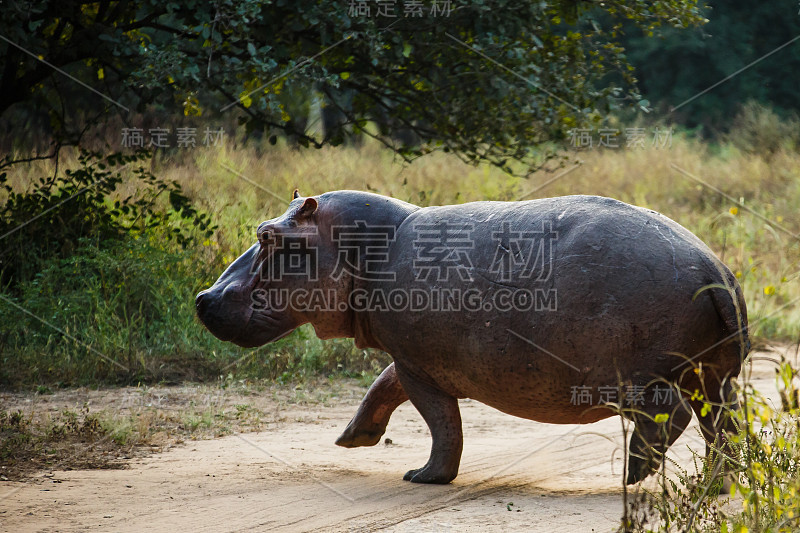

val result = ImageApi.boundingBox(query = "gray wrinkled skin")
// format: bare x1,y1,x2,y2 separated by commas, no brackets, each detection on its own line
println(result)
197,190,748,486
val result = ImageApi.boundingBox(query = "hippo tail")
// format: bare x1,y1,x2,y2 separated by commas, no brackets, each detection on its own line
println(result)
707,264,750,369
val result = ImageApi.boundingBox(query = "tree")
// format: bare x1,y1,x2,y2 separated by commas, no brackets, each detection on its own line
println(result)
619,0,800,134
0,1,706,174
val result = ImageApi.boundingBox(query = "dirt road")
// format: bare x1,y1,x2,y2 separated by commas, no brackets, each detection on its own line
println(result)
1,354,789,532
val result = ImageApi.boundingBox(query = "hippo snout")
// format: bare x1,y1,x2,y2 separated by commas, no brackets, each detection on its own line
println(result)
194,289,212,324
195,286,252,343
195,289,211,316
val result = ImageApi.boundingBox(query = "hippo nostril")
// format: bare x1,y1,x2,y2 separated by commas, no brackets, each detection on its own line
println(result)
195,291,210,316
221,282,247,302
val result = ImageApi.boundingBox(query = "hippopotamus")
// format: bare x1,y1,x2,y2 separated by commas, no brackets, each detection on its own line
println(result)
196,189,748,485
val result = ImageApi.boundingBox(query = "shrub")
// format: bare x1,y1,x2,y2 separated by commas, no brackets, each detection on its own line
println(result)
0,149,215,288
725,102,800,160
621,359,800,532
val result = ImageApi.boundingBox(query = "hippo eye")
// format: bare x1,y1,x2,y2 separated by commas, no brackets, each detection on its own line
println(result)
258,230,273,245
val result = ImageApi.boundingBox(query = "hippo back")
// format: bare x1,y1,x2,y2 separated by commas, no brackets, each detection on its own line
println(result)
360,195,744,421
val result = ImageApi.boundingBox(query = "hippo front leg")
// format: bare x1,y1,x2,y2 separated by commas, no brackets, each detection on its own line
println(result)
395,363,463,484
336,363,409,448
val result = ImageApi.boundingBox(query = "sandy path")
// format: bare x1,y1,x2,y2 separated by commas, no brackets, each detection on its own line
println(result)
1,354,790,532
0,401,692,532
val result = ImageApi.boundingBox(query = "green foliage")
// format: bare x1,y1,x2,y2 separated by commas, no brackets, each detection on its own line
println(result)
0,234,387,388
0,149,215,287
619,0,800,135
723,365,800,532
0,0,706,174
622,359,800,532
0,236,221,385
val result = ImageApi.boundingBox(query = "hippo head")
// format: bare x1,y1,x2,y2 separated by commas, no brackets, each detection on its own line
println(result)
196,190,351,348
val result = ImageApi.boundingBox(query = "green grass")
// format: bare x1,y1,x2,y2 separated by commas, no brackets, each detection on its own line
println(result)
0,233,386,387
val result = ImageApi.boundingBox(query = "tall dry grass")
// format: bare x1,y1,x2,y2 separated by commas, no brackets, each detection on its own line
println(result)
1,120,798,388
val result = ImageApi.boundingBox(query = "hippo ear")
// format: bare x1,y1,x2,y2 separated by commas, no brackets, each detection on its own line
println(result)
295,197,318,219
292,189,300,200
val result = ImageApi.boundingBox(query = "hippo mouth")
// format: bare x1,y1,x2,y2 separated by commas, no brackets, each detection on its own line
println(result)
227,308,296,348
231,328,294,348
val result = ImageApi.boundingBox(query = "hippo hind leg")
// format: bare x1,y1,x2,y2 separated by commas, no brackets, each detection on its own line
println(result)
394,363,463,484
626,388,693,485
336,363,409,448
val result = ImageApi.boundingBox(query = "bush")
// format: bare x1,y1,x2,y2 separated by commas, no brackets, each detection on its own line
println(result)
0,234,387,388
725,102,800,160
0,236,222,385
621,359,800,532
0,149,215,288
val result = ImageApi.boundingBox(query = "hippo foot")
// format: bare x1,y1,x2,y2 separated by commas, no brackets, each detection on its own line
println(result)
625,455,658,486
403,463,458,484
335,363,408,449
335,425,385,448
719,475,733,495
